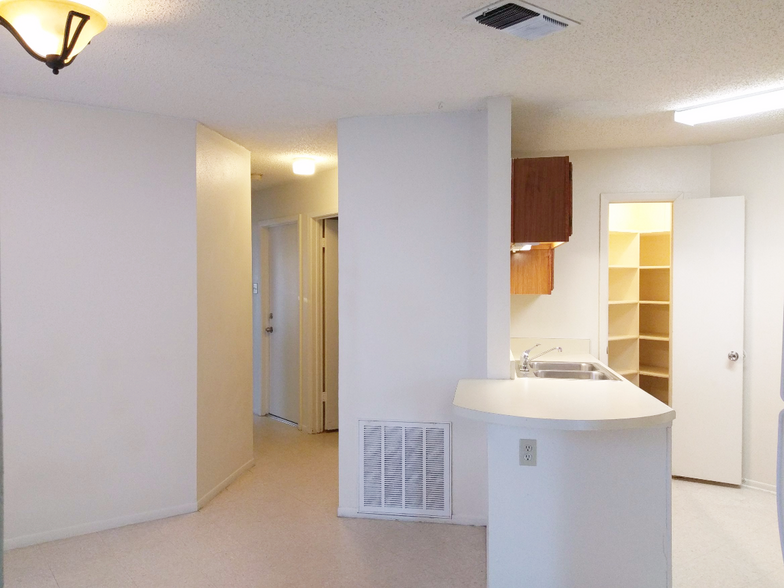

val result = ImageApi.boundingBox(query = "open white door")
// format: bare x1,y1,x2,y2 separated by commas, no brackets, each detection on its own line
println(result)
672,196,744,485
323,218,339,431
268,222,300,424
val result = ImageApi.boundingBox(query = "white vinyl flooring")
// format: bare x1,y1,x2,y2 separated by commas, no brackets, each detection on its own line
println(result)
4,416,783,587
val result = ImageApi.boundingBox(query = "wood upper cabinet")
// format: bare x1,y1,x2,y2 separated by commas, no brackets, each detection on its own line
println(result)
511,248,554,295
511,156,573,244
510,156,573,295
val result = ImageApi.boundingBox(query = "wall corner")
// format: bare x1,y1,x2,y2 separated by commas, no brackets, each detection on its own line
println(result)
485,97,512,379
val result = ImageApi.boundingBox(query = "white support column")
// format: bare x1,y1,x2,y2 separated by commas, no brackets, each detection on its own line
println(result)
485,97,512,379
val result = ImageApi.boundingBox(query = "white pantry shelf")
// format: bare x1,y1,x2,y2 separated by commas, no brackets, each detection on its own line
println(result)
639,333,669,342
639,365,669,379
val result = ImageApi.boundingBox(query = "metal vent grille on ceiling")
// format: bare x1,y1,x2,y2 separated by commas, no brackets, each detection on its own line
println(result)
359,420,451,518
475,4,538,29
466,1,576,40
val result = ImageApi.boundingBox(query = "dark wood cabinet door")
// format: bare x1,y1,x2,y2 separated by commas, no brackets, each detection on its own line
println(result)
511,157,572,243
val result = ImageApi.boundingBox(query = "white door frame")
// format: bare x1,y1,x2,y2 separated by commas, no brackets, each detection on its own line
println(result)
599,193,682,364
318,215,339,432
308,212,338,433
257,215,302,425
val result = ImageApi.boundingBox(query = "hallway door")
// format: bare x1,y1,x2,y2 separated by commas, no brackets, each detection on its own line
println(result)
268,222,299,424
323,218,339,431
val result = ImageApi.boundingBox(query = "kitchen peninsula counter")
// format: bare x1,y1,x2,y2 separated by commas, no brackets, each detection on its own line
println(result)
454,353,674,431
455,353,674,588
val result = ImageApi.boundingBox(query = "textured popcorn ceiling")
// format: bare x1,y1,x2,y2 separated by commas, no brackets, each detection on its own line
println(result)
1,0,784,186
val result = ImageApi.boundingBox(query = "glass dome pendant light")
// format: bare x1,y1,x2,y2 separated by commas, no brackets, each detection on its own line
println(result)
0,0,107,74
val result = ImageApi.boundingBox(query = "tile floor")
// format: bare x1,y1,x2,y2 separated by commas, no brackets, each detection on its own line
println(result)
4,416,783,587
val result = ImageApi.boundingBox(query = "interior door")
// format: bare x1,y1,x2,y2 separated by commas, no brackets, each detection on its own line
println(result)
324,218,339,431
672,196,745,484
268,223,299,424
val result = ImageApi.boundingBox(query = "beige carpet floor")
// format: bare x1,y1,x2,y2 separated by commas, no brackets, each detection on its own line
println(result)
4,416,783,587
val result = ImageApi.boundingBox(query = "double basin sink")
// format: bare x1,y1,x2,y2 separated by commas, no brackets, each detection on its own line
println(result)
518,361,620,381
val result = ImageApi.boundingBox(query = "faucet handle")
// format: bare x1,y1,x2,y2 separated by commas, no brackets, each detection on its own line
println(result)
520,343,540,369
522,343,540,356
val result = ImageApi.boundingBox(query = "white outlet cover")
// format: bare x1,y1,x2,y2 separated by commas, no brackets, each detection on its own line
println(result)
519,439,537,466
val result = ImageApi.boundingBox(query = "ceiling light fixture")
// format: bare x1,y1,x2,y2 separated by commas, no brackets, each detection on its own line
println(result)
0,0,107,74
674,87,784,126
292,158,315,176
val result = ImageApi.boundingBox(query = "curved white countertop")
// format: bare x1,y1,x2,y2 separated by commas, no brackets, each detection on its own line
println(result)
454,354,675,431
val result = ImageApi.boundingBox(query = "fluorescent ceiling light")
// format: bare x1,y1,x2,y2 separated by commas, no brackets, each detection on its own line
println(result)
674,87,784,126
292,157,315,175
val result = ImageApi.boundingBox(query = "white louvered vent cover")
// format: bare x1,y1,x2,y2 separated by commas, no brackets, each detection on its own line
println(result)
464,1,578,41
359,420,451,518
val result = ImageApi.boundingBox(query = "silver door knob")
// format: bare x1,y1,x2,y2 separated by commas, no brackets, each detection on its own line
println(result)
265,327,274,333
728,351,739,362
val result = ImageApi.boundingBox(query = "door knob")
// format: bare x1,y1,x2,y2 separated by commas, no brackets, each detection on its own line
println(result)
265,327,274,333
728,351,739,362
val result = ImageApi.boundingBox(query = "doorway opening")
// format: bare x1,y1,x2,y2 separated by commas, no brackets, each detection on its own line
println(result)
255,214,339,434
600,193,745,486
607,202,673,404
321,217,339,432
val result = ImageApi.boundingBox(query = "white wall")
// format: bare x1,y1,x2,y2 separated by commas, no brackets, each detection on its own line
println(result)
511,146,712,356
251,168,338,426
0,96,199,547
196,125,254,505
337,105,510,524
711,134,784,489
609,202,672,233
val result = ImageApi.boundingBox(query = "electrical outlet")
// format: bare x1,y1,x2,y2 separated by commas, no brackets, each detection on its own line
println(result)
519,439,537,466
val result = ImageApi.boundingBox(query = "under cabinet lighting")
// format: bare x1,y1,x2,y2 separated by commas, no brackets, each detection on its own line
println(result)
292,158,315,175
0,0,107,74
511,243,535,252
674,87,784,126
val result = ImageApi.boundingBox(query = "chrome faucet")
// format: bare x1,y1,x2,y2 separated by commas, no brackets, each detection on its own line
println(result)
520,345,563,374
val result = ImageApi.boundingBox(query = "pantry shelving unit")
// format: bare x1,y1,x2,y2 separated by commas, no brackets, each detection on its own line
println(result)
608,230,672,404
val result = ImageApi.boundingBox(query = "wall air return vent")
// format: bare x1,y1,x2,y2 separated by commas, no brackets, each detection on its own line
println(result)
359,420,451,518
465,1,578,40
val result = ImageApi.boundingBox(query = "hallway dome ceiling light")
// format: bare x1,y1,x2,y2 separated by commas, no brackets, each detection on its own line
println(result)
0,0,107,74
292,157,316,176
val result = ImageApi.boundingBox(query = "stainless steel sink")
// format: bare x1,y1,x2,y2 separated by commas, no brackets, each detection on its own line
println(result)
534,370,615,380
528,361,598,372
519,360,621,381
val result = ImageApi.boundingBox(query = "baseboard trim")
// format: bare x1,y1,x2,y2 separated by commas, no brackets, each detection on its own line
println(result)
267,415,297,427
197,457,255,509
4,502,198,551
337,508,486,527
742,479,776,494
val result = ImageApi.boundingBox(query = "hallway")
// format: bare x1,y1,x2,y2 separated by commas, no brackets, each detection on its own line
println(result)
4,417,486,587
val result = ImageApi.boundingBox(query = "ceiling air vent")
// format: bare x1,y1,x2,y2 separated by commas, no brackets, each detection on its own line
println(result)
465,1,578,40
